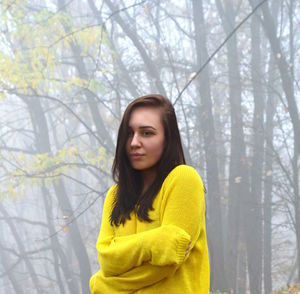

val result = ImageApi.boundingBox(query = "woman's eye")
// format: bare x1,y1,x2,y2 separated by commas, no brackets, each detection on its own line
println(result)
143,131,153,136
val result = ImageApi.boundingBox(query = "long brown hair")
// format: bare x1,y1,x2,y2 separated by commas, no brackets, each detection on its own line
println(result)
111,94,185,226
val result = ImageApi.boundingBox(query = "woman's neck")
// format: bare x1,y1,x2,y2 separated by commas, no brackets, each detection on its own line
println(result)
141,168,156,194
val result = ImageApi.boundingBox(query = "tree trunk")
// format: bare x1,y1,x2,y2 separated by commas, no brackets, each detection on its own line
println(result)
0,204,42,294
87,0,139,100
249,0,300,283
293,148,300,282
103,0,167,97
248,0,300,155
237,237,247,294
289,0,300,282
192,0,227,291
41,184,78,294
263,2,279,291
70,42,116,153
0,224,25,294
215,1,250,292
263,60,276,293
24,97,91,294
245,14,264,294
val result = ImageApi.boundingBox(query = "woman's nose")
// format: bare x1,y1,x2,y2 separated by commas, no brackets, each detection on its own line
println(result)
130,133,141,147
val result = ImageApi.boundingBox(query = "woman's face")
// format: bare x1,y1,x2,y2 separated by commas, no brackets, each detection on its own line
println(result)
126,106,165,173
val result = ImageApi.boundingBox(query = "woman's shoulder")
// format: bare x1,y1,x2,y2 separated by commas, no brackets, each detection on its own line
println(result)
107,183,118,196
103,184,118,208
168,164,201,177
164,164,203,186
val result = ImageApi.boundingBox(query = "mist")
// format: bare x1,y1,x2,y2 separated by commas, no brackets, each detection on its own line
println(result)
0,0,299,293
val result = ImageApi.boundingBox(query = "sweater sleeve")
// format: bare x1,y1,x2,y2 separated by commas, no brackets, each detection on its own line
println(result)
95,184,190,277
160,165,205,252
96,166,204,278
98,223,190,276
90,166,206,293
90,262,176,294
90,182,185,294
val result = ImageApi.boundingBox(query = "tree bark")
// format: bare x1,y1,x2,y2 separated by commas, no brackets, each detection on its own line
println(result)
0,224,25,294
192,0,227,291
87,0,139,99
0,204,42,294
248,0,300,283
248,0,300,155
263,2,279,289
237,237,247,294
293,146,300,283
41,184,78,294
24,97,91,294
70,42,116,153
263,58,276,294
215,1,250,292
103,0,167,97
245,14,264,294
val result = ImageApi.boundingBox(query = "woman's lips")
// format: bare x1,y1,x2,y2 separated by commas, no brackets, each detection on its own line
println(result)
130,153,144,160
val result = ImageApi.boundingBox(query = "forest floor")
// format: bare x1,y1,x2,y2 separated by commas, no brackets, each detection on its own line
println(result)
273,284,300,294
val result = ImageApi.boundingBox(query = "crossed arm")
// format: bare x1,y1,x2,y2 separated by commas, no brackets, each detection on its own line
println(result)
90,166,205,293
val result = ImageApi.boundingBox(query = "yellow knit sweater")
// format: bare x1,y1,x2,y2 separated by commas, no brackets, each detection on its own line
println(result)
90,165,210,293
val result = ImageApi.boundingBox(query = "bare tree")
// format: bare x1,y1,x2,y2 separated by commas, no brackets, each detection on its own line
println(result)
192,0,226,291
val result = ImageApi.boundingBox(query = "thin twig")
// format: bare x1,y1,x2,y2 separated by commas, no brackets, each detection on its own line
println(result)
173,0,268,106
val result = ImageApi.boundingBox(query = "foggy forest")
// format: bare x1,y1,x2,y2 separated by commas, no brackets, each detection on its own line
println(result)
0,0,299,293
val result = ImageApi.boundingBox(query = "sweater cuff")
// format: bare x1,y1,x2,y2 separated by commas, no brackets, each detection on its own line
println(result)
175,233,191,264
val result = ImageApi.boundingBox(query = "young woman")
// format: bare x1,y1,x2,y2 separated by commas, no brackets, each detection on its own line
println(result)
90,94,209,293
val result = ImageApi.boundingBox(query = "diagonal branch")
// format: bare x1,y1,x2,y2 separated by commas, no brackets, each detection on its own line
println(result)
173,0,268,106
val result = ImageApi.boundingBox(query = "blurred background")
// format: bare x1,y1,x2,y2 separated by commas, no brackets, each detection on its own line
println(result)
0,0,299,293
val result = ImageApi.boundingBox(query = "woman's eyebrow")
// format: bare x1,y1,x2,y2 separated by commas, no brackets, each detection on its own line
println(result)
128,125,157,130
138,126,156,130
